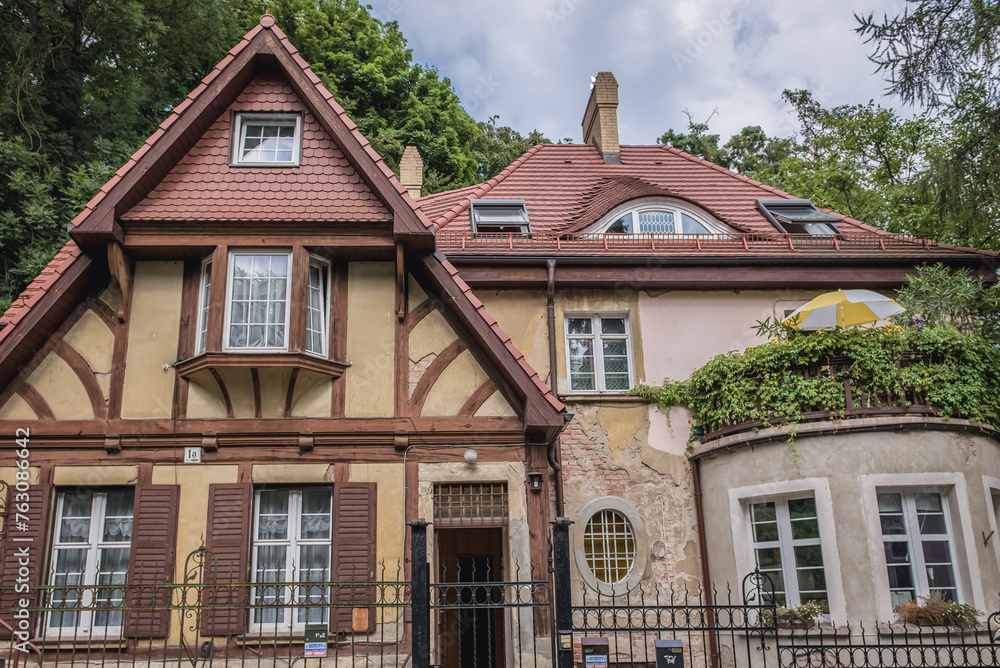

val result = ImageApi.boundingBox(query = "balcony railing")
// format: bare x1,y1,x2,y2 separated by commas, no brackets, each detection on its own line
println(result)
700,354,939,443
436,230,935,254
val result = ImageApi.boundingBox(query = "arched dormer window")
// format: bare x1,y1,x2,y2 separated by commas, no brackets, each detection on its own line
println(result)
588,198,734,235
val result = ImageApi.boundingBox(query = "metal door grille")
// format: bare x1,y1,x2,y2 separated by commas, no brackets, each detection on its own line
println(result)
433,482,508,527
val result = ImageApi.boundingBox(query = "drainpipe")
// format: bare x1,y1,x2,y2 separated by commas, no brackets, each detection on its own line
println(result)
546,259,566,516
693,456,720,668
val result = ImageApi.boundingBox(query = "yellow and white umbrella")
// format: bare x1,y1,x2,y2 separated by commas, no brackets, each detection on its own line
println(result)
782,290,906,330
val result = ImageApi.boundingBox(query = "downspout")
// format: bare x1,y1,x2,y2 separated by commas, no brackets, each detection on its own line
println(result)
693,456,720,668
546,258,566,516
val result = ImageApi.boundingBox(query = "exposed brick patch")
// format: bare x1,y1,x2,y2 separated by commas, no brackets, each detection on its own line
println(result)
408,353,436,400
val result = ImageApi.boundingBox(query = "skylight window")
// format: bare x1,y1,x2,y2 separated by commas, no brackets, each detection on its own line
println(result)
469,199,531,233
756,199,841,235
232,113,302,166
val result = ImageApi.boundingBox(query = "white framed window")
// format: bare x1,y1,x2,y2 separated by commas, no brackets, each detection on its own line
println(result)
588,198,734,236
306,258,331,356
47,489,134,635
224,251,292,351
251,488,332,631
583,509,636,585
232,113,302,166
748,496,828,608
565,314,634,392
756,199,841,236
195,257,212,355
878,490,960,606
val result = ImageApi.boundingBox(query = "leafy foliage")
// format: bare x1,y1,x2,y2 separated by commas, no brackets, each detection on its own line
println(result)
896,591,981,628
857,2,1000,246
470,116,550,182
269,0,481,192
634,325,1000,442
892,263,1000,344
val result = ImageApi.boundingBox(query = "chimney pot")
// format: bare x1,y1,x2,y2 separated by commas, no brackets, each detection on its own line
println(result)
581,72,621,164
400,145,423,199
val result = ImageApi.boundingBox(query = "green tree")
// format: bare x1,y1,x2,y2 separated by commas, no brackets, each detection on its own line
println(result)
470,116,550,181
857,1,1000,247
268,0,480,191
658,110,725,166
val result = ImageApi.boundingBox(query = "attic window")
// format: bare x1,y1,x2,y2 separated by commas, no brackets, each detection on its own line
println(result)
232,113,302,166
757,199,841,235
590,198,733,235
469,199,530,234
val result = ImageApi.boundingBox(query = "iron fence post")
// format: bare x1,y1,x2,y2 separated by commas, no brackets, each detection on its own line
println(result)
410,519,430,668
551,517,573,668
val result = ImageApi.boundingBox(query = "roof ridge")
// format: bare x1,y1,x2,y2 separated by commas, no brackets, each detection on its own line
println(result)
431,143,548,231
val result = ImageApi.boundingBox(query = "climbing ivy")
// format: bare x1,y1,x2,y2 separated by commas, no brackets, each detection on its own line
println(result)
633,324,1000,442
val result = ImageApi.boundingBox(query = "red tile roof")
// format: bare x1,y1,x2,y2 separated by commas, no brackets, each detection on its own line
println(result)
0,241,82,347
419,143,998,261
121,74,391,222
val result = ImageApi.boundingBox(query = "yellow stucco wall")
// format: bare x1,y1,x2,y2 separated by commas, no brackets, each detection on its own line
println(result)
28,352,92,420
0,393,36,421
151,464,240,646
63,309,115,377
345,263,394,418
121,262,184,418
53,465,137,486
408,309,454,362
349,463,405,569
421,349,490,416
186,378,229,418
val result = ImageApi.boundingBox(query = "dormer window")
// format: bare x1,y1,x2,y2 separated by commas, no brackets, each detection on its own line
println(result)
590,198,733,235
232,113,302,166
470,199,531,234
756,199,841,235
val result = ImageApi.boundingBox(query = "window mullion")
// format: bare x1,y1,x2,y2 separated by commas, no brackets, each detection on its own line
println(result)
775,500,798,605
593,317,605,390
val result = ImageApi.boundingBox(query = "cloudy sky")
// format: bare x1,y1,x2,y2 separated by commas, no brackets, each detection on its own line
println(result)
366,0,909,144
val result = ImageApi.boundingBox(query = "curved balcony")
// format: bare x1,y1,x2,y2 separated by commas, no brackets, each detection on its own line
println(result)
698,354,941,443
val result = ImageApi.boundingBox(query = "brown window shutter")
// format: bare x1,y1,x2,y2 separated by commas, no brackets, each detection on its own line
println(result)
331,482,376,633
124,483,179,638
201,482,251,636
0,483,51,640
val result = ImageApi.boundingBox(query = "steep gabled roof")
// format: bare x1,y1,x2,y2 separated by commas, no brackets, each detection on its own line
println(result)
69,14,434,248
0,16,566,437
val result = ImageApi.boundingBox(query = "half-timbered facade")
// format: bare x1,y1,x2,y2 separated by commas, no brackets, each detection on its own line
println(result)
0,16,563,661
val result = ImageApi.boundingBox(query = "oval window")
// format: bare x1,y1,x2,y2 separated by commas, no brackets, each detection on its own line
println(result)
583,509,636,584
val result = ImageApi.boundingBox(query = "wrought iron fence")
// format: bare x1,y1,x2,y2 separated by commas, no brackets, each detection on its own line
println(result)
0,546,411,667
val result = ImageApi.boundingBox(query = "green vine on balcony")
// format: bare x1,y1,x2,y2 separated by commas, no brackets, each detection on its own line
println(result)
633,324,1000,445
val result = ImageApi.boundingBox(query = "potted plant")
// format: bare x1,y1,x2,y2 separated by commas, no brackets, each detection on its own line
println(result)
896,592,981,628
773,602,828,629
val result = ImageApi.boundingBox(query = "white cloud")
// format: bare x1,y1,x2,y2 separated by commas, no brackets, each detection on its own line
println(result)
368,0,907,144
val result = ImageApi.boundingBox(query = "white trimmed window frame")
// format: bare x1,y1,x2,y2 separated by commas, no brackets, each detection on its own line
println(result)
729,478,846,623
984,476,1000,576
305,257,332,357
46,489,134,636
563,312,635,394
860,473,983,620
231,113,303,167
574,497,649,596
195,256,213,355
250,488,333,633
223,250,293,352
586,197,735,236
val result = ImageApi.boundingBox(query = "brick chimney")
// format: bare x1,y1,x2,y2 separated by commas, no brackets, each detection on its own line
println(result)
400,145,423,199
581,72,621,164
